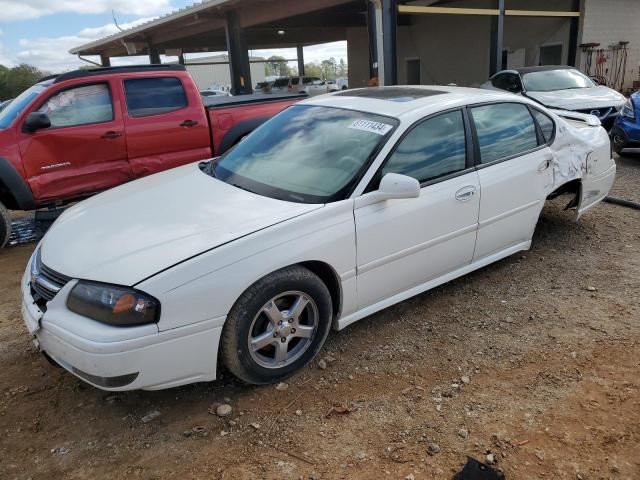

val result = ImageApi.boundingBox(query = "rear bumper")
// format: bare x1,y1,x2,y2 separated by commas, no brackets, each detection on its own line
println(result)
578,162,616,218
21,266,224,391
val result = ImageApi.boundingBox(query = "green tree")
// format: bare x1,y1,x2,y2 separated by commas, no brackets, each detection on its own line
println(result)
320,57,338,80
264,56,292,77
0,64,48,101
337,58,348,78
303,62,323,78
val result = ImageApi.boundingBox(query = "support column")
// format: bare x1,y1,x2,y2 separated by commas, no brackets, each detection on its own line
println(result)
380,0,397,86
367,1,378,79
489,0,505,75
178,52,186,65
225,10,253,95
567,0,581,66
148,45,161,65
297,45,305,76
100,53,111,67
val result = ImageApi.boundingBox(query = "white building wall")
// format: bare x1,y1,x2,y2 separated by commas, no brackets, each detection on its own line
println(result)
346,0,639,91
579,0,640,90
184,55,266,91
347,0,576,88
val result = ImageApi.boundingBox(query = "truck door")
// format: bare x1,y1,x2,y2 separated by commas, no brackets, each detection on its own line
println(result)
121,75,210,177
18,80,132,203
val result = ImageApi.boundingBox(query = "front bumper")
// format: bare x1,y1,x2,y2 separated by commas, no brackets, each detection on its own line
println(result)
612,118,640,147
21,263,224,391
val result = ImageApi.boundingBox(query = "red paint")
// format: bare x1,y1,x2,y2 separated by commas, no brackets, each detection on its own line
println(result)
0,69,301,209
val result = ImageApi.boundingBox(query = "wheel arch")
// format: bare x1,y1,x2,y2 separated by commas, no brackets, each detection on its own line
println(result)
217,116,269,155
546,178,582,210
224,260,344,327
298,260,343,322
0,157,36,210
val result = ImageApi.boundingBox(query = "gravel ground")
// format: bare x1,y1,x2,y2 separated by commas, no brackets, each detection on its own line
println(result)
0,154,638,480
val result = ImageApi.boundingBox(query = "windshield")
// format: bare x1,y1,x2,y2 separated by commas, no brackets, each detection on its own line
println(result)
0,81,51,129
209,105,398,203
522,69,595,92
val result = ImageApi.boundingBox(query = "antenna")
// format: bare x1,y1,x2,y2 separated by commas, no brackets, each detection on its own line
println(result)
112,10,124,32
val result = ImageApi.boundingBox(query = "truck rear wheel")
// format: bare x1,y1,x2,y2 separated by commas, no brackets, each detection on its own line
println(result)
0,201,11,248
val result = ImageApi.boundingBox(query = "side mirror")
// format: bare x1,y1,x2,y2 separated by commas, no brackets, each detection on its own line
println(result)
507,84,522,94
24,112,51,132
355,173,420,208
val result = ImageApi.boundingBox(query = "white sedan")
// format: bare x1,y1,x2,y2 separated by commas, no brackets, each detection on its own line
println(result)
482,66,626,129
21,86,616,390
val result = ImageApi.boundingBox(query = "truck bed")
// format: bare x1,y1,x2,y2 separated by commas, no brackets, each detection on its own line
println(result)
204,93,307,109
205,93,305,155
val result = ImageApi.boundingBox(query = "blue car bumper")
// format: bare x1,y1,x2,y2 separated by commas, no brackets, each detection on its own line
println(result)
611,93,640,150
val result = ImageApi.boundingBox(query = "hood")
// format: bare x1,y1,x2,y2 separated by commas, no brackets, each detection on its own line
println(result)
40,163,322,285
525,86,625,111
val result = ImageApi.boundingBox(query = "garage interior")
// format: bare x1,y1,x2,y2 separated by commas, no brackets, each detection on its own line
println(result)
70,1,583,93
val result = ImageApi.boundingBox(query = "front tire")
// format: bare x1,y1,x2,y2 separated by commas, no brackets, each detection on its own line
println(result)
0,202,11,249
221,266,333,384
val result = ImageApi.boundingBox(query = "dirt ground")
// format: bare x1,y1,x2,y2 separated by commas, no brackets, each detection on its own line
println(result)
1,155,639,480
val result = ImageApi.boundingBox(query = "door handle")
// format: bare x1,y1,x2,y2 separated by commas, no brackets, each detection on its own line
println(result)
180,120,199,127
101,131,122,139
538,159,552,172
455,186,477,202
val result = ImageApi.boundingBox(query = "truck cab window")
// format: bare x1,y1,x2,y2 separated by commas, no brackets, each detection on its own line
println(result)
124,77,188,118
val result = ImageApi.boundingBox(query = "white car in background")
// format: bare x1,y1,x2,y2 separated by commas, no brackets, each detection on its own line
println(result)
270,76,327,96
483,66,626,129
22,86,615,391
200,89,231,98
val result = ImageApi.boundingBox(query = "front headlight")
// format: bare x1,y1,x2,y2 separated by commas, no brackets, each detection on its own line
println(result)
67,281,160,326
620,99,636,122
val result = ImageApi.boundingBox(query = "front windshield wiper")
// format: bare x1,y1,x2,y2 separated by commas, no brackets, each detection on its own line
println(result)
230,182,258,195
198,159,218,178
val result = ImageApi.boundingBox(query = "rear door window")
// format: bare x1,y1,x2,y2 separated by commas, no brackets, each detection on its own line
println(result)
531,108,555,144
470,103,538,164
124,77,187,118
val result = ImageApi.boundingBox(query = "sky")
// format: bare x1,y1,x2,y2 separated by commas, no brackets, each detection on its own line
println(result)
0,0,347,72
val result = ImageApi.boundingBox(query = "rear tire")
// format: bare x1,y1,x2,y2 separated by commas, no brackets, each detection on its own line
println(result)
221,266,333,385
0,202,11,249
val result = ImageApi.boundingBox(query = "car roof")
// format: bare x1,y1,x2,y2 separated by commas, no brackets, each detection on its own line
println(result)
300,85,524,119
507,65,575,75
46,64,186,84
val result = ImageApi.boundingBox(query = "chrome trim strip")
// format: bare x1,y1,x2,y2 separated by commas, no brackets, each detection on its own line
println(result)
478,200,540,229
357,223,477,275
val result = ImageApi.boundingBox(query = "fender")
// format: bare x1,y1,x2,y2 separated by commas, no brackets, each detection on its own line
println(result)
0,157,36,210
217,117,269,155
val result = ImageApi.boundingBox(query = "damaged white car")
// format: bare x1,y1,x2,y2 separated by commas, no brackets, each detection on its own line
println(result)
22,86,615,391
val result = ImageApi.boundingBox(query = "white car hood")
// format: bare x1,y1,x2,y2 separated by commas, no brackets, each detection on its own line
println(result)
40,163,321,285
525,86,625,111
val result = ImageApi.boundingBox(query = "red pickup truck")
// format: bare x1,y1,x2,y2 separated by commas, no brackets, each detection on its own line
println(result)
0,65,303,247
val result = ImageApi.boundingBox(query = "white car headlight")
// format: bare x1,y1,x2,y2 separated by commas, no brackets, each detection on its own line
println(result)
67,281,160,326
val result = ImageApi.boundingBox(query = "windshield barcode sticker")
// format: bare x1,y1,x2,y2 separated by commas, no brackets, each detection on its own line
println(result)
348,119,393,136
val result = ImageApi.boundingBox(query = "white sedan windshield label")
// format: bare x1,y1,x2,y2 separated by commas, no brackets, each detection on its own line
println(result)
348,119,393,136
